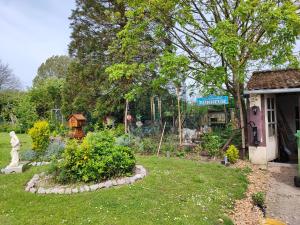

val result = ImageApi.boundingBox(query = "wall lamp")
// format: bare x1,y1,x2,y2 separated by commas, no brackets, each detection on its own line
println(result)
251,105,259,115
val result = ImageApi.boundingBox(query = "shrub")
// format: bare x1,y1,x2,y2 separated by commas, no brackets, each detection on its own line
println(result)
225,145,239,164
50,122,68,137
161,142,177,154
140,137,157,154
20,149,37,161
202,133,221,157
252,192,265,208
43,140,65,161
52,130,136,183
28,121,50,154
115,134,134,147
112,123,125,137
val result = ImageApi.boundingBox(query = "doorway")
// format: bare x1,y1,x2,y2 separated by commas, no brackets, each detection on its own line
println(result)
276,93,299,163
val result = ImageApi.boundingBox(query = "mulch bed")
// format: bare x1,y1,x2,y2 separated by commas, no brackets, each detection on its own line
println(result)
229,160,270,225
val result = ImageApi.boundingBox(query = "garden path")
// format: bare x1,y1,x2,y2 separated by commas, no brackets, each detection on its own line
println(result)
266,164,300,225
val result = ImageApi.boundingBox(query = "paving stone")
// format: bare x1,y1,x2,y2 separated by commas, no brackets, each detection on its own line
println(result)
90,184,99,191
72,188,79,193
84,185,90,191
104,181,112,188
111,180,118,186
116,178,126,185
79,186,85,192
65,188,72,194
29,187,37,193
37,187,46,194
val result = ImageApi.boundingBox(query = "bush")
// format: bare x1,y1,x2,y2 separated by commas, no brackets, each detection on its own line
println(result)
252,192,265,208
112,123,125,137
20,149,37,161
202,133,221,157
0,122,22,133
28,121,50,154
43,140,65,161
225,145,239,164
52,130,136,183
115,134,134,147
139,137,157,154
49,122,68,137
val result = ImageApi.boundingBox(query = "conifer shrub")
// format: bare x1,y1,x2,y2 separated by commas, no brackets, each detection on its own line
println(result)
225,145,239,164
28,120,50,154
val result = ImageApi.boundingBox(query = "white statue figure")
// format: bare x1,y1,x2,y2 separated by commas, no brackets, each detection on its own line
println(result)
7,131,20,168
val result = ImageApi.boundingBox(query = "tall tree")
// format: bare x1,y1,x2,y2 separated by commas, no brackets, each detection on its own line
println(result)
0,60,21,90
63,0,129,121
33,55,72,86
115,0,300,155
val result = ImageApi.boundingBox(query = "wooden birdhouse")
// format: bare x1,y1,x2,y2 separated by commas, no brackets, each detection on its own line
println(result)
68,113,86,139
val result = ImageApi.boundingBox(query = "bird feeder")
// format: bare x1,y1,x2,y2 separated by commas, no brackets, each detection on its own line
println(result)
68,113,86,139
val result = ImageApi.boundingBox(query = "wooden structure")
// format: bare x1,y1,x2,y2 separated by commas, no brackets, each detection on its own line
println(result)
68,113,86,139
245,69,300,165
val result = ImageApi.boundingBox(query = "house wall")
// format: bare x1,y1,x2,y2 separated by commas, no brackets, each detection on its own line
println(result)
248,94,266,146
248,94,268,165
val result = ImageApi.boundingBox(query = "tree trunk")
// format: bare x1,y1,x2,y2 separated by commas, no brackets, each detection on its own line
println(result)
236,83,246,158
124,99,129,134
176,86,182,145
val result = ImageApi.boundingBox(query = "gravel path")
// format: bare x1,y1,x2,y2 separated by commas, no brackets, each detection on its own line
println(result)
230,161,269,225
266,164,300,225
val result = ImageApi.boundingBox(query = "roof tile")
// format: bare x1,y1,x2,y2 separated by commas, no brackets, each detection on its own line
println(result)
247,69,300,90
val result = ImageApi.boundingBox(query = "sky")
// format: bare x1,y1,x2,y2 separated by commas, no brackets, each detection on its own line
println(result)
0,0,75,88
0,1,299,90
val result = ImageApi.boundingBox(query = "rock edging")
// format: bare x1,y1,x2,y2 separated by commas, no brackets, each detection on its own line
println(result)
25,165,147,194
29,161,51,166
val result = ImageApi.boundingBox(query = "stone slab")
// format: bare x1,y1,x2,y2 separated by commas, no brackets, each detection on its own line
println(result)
1,164,24,174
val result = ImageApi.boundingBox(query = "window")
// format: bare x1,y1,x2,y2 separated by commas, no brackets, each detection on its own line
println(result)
267,97,276,136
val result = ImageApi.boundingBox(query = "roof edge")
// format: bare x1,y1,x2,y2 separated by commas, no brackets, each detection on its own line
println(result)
244,88,300,94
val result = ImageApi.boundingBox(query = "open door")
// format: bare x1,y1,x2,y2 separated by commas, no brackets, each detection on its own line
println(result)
265,95,278,161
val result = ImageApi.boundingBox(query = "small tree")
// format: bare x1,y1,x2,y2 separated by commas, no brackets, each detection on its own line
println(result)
156,52,190,145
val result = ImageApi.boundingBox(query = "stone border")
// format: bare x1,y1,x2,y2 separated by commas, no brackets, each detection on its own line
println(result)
25,165,147,194
29,161,51,166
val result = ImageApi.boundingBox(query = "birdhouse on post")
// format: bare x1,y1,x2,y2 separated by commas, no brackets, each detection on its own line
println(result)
68,113,86,139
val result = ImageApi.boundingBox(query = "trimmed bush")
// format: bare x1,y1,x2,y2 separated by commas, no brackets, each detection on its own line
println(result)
225,145,239,164
52,130,136,183
28,121,50,154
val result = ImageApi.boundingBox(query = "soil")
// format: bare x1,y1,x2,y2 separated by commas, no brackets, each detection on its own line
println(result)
230,160,269,225
266,164,300,225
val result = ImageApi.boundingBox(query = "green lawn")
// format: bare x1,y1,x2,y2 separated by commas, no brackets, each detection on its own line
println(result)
0,132,248,225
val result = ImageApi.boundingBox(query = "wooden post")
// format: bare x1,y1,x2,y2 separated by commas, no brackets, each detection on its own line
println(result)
157,121,167,156
176,86,182,145
153,96,156,122
150,96,153,122
158,97,162,126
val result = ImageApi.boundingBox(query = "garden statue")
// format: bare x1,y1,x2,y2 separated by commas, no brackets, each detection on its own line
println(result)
182,128,199,143
1,131,23,174
8,131,20,167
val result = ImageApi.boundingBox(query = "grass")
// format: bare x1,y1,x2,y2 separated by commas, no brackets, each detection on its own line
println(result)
0,132,248,225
